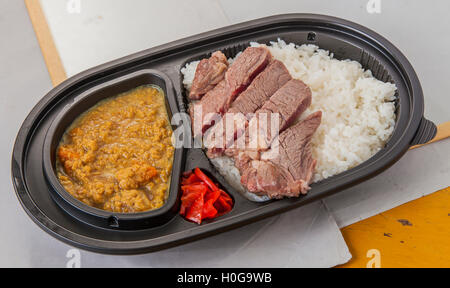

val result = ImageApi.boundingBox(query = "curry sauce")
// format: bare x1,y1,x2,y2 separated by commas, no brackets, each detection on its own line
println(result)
57,85,174,213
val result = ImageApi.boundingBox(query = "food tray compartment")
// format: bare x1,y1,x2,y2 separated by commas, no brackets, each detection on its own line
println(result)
42,69,185,230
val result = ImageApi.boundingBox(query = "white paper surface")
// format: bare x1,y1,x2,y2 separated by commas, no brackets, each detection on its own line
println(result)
24,201,350,268
325,141,450,228
39,0,230,77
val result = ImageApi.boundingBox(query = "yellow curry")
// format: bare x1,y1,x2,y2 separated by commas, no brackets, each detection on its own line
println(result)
57,85,174,213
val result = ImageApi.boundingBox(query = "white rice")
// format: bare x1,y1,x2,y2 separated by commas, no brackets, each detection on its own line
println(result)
181,60,199,91
181,39,396,200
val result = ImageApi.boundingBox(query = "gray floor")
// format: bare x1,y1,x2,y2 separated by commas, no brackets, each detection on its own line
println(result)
0,0,53,267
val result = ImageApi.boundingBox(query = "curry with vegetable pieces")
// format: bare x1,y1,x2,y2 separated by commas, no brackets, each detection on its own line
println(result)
57,85,174,213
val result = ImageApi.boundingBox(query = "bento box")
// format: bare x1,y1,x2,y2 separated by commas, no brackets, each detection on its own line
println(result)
11,14,436,254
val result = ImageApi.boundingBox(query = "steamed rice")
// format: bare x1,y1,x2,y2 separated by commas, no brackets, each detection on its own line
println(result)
181,39,396,198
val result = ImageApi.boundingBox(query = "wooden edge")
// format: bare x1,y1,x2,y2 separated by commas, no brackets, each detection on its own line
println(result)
410,121,450,150
25,0,67,86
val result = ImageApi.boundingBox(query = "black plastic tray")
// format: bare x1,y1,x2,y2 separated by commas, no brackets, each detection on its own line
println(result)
11,14,436,254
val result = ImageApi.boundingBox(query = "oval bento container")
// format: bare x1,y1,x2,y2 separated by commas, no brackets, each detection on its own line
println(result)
12,14,436,254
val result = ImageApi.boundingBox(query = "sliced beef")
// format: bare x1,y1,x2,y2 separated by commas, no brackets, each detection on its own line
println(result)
240,111,322,198
223,78,312,158
190,47,272,136
225,47,273,103
190,80,228,137
247,79,312,151
205,60,291,157
204,112,247,158
189,51,229,100
228,60,291,116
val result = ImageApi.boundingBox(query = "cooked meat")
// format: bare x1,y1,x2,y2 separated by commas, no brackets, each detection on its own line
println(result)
205,60,291,157
240,111,322,198
228,60,291,116
247,79,312,151
225,47,273,103
189,51,229,100
223,78,312,159
204,112,247,158
190,47,272,136
190,81,228,137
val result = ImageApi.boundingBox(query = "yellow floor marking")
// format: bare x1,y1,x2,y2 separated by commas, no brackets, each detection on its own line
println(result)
338,187,450,268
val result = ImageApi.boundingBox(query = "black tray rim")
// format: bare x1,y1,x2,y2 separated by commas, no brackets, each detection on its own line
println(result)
11,13,431,254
